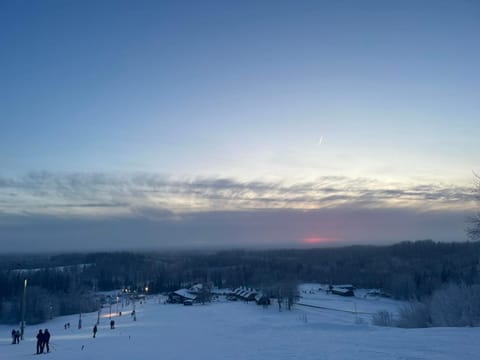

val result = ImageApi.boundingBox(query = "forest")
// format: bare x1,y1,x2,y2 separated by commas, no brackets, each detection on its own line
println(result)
1,240,480,324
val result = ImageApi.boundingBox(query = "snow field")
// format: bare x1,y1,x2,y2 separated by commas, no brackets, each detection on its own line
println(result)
1,287,479,360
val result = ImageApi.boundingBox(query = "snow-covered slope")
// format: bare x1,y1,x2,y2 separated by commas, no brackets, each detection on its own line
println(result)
1,290,479,360
298,283,402,316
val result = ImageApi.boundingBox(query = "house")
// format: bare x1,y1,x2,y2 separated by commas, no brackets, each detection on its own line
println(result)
232,287,258,302
255,293,271,306
167,289,197,303
335,284,355,291
330,287,354,297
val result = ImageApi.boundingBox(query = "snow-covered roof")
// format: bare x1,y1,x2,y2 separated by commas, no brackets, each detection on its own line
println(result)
331,287,352,295
233,287,246,295
188,284,204,294
335,284,355,290
231,287,258,299
255,293,267,301
211,287,231,295
173,289,197,300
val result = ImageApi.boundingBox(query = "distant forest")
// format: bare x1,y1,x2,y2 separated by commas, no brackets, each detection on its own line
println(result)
1,240,480,324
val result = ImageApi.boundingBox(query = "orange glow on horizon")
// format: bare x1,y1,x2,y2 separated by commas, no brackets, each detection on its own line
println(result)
302,236,334,244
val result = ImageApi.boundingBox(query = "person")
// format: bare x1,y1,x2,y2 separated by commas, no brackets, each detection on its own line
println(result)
110,319,115,329
11,329,16,344
44,329,51,353
15,329,20,344
36,329,44,354
93,324,97,338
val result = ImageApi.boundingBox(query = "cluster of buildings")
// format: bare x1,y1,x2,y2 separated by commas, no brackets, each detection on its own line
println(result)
228,287,270,305
167,285,271,306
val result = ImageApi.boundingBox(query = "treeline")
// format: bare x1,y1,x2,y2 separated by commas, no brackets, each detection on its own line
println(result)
0,266,99,324
1,240,480,324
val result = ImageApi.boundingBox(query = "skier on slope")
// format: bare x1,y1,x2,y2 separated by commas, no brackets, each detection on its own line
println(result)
36,329,44,354
44,329,51,353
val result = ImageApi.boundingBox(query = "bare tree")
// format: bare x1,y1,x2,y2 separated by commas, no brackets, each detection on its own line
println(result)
468,173,480,240
269,279,298,311
196,282,212,305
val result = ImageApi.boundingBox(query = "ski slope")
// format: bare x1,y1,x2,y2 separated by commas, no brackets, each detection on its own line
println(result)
297,283,402,316
1,288,479,360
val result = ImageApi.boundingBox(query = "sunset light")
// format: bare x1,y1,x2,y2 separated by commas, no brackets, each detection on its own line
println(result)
302,237,334,245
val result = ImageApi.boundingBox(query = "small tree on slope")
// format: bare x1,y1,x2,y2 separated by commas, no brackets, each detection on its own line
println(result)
468,173,480,240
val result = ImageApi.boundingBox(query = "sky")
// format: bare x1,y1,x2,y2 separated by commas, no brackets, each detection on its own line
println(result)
0,0,479,252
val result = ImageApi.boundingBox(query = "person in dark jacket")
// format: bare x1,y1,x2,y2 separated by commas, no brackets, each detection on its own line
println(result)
36,330,44,354
110,319,115,329
93,324,97,338
15,329,20,344
44,329,51,353
11,329,16,344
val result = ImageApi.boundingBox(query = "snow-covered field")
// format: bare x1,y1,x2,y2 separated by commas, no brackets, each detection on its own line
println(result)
1,285,479,360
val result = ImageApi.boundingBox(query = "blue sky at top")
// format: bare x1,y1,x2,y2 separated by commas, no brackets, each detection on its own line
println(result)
1,0,478,179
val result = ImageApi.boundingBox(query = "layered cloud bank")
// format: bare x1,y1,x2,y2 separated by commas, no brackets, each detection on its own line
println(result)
0,172,475,252
0,172,474,214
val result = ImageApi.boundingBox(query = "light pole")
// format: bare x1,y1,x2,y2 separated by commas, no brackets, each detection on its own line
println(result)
20,278,27,340
97,307,101,326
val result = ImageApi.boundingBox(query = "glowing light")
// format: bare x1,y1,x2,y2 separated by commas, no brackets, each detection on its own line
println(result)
101,312,119,319
302,237,332,244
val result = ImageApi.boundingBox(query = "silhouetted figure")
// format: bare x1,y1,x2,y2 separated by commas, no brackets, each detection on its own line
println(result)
110,320,115,329
93,325,97,338
15,330,20,344
36,330,44,354
11,329,15,344
44,329,51,353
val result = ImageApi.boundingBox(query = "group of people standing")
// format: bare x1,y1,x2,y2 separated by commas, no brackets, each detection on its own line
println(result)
10,313,128,353
11,329,20,344
36,329,51,354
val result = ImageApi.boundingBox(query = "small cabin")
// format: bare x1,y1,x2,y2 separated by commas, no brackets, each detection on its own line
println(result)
167,289,197,303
